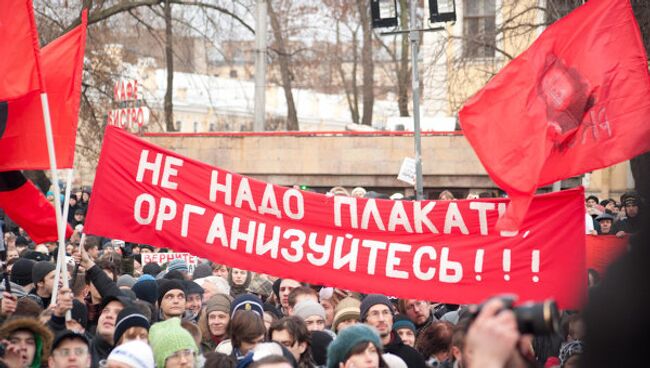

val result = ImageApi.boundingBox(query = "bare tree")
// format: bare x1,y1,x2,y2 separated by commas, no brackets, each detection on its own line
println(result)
357,0,374,126
163,0,175,131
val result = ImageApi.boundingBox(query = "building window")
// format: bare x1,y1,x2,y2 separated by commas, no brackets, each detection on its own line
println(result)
209,123,216,132
176,121,182,131
545,0,582,24
463,0,496,58
193,121,199,133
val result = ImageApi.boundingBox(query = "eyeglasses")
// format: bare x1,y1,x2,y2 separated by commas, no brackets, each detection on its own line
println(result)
54,347,88,357
168,349,195,360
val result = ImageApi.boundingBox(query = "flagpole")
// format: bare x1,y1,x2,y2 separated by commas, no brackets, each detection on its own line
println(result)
40,92,68,308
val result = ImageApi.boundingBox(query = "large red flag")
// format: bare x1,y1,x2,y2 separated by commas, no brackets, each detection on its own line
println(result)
0,0,43,101
0,10,87,171
459,0,650,230
0,171,72,244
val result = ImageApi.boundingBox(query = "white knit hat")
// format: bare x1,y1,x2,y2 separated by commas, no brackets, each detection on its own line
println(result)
107,340,154,368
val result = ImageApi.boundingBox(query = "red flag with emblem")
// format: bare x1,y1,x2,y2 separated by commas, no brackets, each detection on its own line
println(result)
459,0,650,230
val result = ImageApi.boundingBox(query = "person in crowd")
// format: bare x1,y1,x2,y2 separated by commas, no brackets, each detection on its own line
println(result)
9,258,36,292
391,315,416,348
199,293,233,353
250,355,293,368
157,279,189,321
183,280,205,322
113,306,150,346
361,294,426,367
227,309,266,362
131,275,159,307
212,263,230,279
415,321,453,368
0,316,53,368
398,299,435,337
91,296,129,366
269,316,315,368
48,330,91,368
229,267,253,298
438,190,455,200
318,287,346,329
293,300,327,332
150,317,198,368
30,260,56,307
166,259,190,280
231,294,265,318
332,296,361,334
278,279,303,316
595,212,615,235
139,245,155,254
72,209,86,228
105,340,154,368
327,324,388,368
84,237,101,261
287,286,318,316
194,275,230,301
204,351,237,367
614,192,643,237
248,275,274,303
116,275,136,292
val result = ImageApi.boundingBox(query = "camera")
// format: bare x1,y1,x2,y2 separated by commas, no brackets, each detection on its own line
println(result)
471,296,560,335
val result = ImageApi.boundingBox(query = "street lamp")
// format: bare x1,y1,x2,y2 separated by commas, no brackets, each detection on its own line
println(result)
428,0,456,23
371,0,398,28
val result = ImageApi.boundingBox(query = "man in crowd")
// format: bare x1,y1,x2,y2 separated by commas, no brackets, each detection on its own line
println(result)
183,280,204,322
48,330,91,368
30,260,56,308
0,316,53,368
398,299,435,337
615,192,643,237
91,296,129,366
278,279,302,316
596,213,616,235
158,279,188,321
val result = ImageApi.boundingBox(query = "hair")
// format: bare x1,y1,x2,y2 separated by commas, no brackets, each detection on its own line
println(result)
344,341,388,368
396,299,429,314
204,352,236,368
14,296,44,318
249,355,291,368
229,310,266,349
288,286,318,308
269,317,313,368
478,191,496,198
438,190,455,200
84,236,100,251
86,259,118,284
70,271,87,298
212,263,228,272
449,317,471,363
181,320,202,347
586,195,599,203
415,321,454,359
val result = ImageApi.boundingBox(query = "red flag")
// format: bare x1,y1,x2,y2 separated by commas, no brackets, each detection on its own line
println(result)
0,10,87,171
459,0,650,230
0,0,43,101
0,171,72,244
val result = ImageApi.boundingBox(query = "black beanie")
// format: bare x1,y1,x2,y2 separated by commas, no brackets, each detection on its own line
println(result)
360,294,394,321
71,299,88,327
32,261,56,284
133,279,159,306
113,306,150,344
10,258,36,286
157,279,186,306
142,263,162,276
311,330,334,365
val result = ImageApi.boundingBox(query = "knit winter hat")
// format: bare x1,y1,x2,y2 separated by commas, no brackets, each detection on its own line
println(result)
392,315,416,333
113,306,151,345
205,293,233,316
10,258,36,286
142,263,162,276
149,317,197,368
157,279,186,306
108,340,155,368
133,279,159,306
167,259,188,273
332,297,361,333
70,300,88,327
192,264,213,280
117,274,137,289
311,330,334,366
294,300,326,321
31,261,56,284
231,293,264,318
183,280,204,296
327,324,382,368
360,294,393,321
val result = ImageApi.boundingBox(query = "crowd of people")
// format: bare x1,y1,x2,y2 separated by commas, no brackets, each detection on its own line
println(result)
0,185,644,368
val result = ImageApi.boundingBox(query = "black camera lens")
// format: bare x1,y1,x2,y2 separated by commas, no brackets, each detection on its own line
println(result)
514,300,560,335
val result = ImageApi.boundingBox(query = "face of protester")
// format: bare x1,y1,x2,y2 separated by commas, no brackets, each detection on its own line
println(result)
97,301,124,344
625,203,639,218
239,334,265,355
365,304,393,339
599,219,613,233
38,270,57,297
280,279,301,310
131,246,140,255
48,337,91,368
6,249,19,261
161,289,186,319
586,198,597,207
404,299,430,325
139,247,153,254
118,327,149,345
213,265,229,279
208,310,230,337
186,293,203,315
88,246,99,259
396,328,415,347
231,268,248,286
74,213,84,223
272,329,307,362
164,349,195,368
263,312,275,331
6,330,36,368
344,342,380,368
304,315,326,332
337,318,359,332
82,192,90,202
321,299,335,327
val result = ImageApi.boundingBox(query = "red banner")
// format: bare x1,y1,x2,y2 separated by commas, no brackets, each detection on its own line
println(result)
86,127,587,308
585,235,628,274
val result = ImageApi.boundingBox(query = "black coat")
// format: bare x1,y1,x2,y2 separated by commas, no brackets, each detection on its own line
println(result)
384,331,427,368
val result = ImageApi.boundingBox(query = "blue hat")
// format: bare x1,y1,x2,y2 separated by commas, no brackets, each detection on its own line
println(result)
133,278,159,305
231,294,264,318
392,314,416,332
167,259,188,273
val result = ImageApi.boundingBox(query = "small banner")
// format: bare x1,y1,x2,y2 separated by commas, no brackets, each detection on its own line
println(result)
86,126,587,308
585,235,628,274
141,252,200,274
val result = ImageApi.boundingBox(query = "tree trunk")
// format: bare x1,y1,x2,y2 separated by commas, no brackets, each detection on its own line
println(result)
357,0,374,126
397,0,410,116
164,0,175,131
336,22,360,124
268,1,299,131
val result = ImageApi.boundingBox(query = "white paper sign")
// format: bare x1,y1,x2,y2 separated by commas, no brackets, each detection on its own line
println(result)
141,252,200,274
397,157,417,185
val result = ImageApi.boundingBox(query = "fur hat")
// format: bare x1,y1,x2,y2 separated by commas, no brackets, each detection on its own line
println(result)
0,317,53,367
360,294,393,321
327,324,381,368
